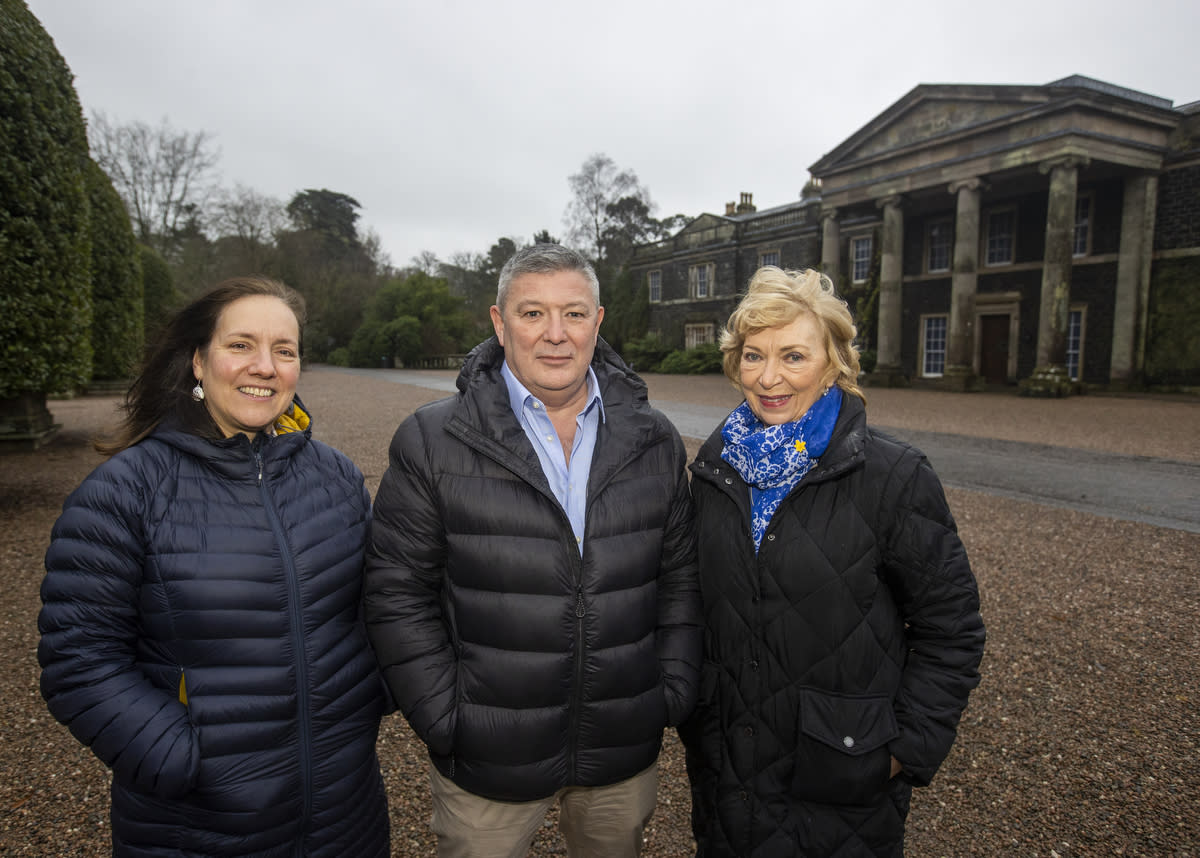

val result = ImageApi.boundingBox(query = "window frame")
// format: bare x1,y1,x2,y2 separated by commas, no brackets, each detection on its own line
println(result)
647,269,662,303
920,314,948,378
685,323,716,350
984,207,1016,267
689,262,714,299
925,218,953,274
758,249,780,269
1066,305,1086,382
850,236,873,283
1072,193,1092,258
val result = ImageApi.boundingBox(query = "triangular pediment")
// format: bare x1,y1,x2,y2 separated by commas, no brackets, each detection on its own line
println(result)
811,77,1179,178
812,84,1048,173
676,212,728,235
851,96,1036,158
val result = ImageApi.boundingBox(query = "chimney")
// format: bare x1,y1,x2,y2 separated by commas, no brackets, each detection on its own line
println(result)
725,201,736,216
736,192,756,214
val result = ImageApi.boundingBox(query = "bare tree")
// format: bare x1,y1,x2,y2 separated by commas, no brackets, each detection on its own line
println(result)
563,153,649,262
361,227,393,276
211,184,285,271
410,250,442,276
90,112,221,253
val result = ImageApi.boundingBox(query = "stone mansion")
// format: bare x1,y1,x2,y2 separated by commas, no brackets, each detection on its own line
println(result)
628,76,1200,391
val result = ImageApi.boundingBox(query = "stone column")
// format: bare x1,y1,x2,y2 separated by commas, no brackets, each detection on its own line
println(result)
820,208,840,286
872,195,906,384
1023,155,1087,396
943,178,984,391
1109,173,1159,387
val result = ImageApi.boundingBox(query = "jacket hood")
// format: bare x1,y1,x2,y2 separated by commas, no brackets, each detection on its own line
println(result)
150,394,314,479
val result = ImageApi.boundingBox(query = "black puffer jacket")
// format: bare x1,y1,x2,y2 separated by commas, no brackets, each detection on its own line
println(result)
39,404,389,857
681,394,984,857
364,337,701,802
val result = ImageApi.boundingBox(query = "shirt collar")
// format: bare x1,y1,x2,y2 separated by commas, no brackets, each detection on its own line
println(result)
500,360,606,423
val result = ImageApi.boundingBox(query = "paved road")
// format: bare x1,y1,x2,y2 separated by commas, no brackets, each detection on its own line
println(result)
338,368,1200,534
631,399,1200,534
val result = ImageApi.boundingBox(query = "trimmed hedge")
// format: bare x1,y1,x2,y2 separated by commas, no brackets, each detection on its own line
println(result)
138,243,179,345
85,159,143,381
0,0,93,397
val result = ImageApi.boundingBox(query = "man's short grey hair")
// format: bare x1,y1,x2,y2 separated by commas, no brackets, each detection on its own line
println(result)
496,243,600,310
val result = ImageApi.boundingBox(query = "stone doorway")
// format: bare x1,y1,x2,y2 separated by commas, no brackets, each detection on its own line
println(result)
979,314,1011,384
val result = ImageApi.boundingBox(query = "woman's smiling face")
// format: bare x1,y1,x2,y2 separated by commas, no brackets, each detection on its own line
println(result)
739,312,831,426
192,295,301,439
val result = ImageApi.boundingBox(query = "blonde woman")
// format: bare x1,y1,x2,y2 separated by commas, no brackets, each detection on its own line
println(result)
680,267,985,857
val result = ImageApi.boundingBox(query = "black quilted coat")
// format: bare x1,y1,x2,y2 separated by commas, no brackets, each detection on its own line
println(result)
364,337,701,802
38,404,390,857
681,394,985,857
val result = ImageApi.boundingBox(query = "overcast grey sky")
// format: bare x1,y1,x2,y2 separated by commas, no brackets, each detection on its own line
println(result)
25,0,1199,270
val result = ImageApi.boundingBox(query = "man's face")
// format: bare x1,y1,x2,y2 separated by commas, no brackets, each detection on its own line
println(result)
489,269,604,409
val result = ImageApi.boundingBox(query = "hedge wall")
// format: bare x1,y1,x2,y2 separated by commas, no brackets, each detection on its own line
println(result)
86,158,143,381
0,0,93,398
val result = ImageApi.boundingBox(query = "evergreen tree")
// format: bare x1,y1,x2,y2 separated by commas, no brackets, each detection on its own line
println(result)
138,243,179,347
85,159,143,382
0,0,93,439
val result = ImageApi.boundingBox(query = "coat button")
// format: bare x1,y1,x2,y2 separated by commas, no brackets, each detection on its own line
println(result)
750,660,759,670
744,725,754,737
766,534,775,541
725,478,733,485
843,736,855,748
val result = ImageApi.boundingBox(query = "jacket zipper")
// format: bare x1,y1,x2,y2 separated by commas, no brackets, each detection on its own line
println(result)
255,448,315,841
449,416,640,785
568,566,586,782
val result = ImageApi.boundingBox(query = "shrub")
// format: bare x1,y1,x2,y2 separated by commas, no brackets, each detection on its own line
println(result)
139,243,179,345
622,333,673,373
85,159,142,381
0,0,94,398
656,343,723,375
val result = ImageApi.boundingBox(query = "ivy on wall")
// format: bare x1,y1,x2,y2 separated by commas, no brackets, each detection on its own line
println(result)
1145,257,1200,387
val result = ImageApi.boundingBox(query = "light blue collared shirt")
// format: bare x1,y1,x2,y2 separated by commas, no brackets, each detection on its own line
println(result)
501,361,605,555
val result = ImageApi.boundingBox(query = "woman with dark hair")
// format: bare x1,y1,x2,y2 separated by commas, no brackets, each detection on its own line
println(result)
38,276,390,857
681,267,985,857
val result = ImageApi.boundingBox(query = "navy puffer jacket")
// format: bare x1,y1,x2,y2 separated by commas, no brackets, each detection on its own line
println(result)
38,403,389,857
682,394,985,857
364,337,701,802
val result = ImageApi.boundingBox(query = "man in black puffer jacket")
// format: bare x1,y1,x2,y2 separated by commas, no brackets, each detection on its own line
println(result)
365,244,701,858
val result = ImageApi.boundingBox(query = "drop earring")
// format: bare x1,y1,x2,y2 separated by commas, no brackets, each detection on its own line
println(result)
191,382,205,402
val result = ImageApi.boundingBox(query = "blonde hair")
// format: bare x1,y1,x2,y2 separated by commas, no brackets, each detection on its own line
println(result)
719,266,865,403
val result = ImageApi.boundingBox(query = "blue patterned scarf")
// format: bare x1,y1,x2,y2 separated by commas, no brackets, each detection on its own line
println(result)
720,385,843,551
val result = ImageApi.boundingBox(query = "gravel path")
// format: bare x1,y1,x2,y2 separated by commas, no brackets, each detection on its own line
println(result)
1,368,1197,856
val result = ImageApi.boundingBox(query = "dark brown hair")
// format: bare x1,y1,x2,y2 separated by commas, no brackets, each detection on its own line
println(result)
96,276,306,455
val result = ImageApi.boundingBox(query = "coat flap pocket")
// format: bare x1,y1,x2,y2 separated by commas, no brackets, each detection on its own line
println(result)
798,688,898,757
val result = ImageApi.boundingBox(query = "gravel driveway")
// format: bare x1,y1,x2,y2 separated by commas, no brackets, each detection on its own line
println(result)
1,367,1197,856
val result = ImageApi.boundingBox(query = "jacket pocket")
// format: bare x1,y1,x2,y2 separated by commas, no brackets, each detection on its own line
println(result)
792,687,898,806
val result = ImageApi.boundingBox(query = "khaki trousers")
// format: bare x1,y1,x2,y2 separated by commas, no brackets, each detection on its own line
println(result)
429,761,659,858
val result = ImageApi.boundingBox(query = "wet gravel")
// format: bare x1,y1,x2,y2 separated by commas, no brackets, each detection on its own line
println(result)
1,368,1197,856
